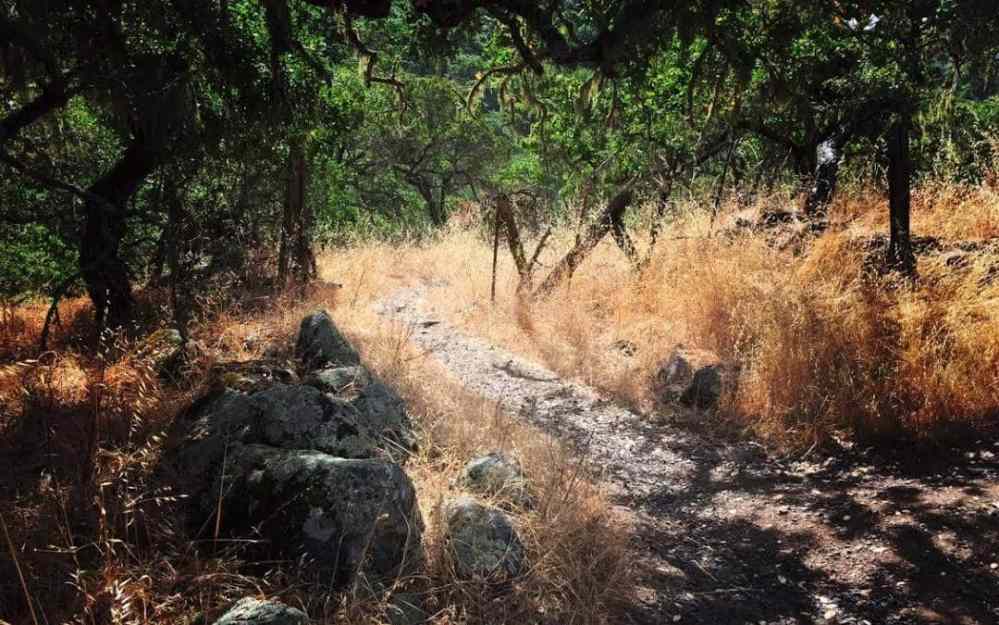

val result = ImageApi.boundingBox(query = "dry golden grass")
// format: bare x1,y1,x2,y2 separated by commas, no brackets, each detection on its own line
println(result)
1,275,631,623
317,179,999,448
4,178,997,624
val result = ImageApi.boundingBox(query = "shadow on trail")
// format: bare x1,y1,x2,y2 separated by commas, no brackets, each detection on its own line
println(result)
382,286,999,625
617,418,999,625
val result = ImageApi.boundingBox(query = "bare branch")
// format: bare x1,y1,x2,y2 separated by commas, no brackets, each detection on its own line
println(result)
342,10,405,93
466,62,527,111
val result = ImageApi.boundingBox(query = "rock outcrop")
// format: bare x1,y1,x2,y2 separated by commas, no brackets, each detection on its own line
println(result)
167,310,422,589
305,365,372,394
138,327,191,380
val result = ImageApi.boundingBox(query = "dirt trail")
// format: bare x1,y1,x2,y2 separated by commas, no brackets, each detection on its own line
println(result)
377,284,999,625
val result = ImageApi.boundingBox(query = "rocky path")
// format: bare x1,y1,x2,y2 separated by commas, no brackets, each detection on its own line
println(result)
377,285,999,625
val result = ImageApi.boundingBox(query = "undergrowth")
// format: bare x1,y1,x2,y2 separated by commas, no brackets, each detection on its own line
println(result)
1,280,630,624
317,180,999,448
4,178,997,624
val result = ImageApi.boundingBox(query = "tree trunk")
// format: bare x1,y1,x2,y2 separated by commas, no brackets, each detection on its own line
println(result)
533,189,633,299
164,180,191,344
291,140,315,282
495,194,528,278
886,114,915,275
803,138,843,218
80,137,159,329
610,201,638,267
149,229,166,287
411,180,445,228
278,136,314,284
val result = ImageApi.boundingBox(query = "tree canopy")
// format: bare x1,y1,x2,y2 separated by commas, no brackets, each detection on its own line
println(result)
2,0,998,329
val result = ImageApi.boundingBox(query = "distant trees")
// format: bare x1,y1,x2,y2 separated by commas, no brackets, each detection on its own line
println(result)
715,0,999,270
350,77,505,227
1,0,340,327
1,0,997,332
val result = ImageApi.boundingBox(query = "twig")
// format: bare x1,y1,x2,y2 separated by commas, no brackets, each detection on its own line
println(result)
39,269,83,351
213,441,229,553
2,512,41,625
491,203,501,304
527,226,553,276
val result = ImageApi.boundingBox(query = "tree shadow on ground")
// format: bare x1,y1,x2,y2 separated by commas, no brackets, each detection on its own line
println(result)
600,417,999,625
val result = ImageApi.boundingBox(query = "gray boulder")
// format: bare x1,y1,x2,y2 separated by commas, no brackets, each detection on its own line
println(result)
172,385,385,496
651,347,733,410
442,496,524,580
172,381,417,495
305,365,372,394
296,310,360,370
305,365,415,451
212,598,308,625
458,452,529,506
219,444,423,586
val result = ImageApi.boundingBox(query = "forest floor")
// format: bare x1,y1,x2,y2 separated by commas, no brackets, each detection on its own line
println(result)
376,280,999,625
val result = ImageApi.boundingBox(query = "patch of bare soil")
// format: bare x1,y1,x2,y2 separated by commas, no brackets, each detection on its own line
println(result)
377,284,999,625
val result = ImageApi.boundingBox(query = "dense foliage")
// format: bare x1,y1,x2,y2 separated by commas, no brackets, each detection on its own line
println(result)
2,0,998,330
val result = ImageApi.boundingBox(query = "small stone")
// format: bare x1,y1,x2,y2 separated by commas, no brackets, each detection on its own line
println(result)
458,452,530,506
650,347,734,410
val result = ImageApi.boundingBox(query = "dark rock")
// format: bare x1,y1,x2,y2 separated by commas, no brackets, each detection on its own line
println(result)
353,380,417,452
305,365,372,395
219,444,423,586
854,234,999,282
652,348,733,410
210,360,300,393
441,496,525,580
138,328,188,380
723,209,829,254
212,598,308,625
296,310,360,371
611,339,638,357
